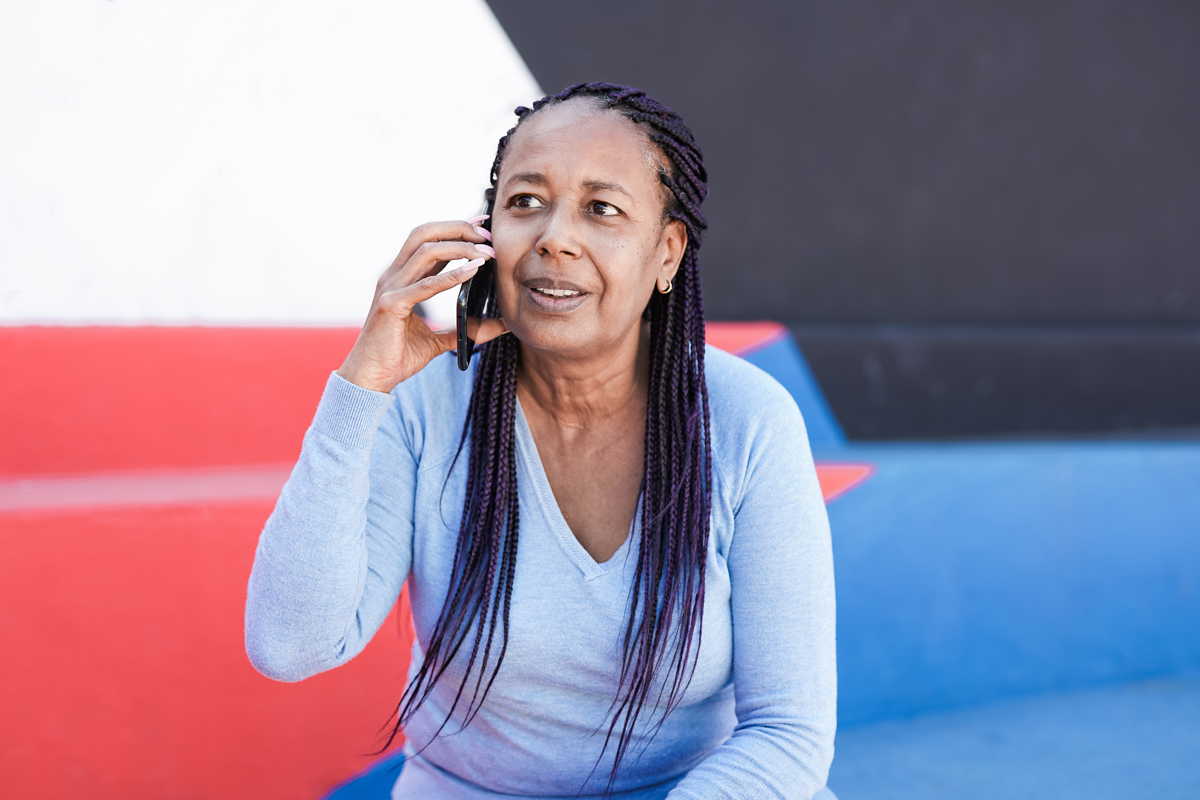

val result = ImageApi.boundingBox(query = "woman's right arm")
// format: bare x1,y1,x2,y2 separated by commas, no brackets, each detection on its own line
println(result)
244,219,507,681
245,372,409,681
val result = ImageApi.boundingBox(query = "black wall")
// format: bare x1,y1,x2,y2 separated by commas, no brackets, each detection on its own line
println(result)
486,0,1200,439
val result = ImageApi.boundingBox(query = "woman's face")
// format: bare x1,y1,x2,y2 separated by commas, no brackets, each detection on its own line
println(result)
490,98,686,361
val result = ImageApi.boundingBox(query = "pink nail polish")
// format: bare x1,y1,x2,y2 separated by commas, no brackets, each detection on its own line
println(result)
459,258,485,270
467,214,490,225
475,244,495,258
474,226,492,241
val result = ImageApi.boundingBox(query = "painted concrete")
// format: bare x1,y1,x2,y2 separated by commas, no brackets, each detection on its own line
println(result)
829,676,1200,800
825,440,1200,725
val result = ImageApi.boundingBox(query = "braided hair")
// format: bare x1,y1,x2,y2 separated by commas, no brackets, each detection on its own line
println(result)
388,83,711,790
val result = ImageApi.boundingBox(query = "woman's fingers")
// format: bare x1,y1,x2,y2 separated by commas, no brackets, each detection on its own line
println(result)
394,240,495,287
339,217,495,393
396,259,484,308
384,219,491,284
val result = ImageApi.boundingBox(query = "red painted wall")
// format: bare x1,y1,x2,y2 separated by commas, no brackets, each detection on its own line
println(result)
1,326,359,476
2,501,413,799
2,324,814,477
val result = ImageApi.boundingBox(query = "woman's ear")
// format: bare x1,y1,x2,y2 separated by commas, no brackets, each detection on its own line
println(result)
657,218,687,291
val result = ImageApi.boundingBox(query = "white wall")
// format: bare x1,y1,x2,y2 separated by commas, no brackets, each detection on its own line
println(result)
0,0,540,327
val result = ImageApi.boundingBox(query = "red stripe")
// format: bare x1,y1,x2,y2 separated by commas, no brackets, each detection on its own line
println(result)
815,463,875,502
3,324,798,477
704,320,788,357
1,326,359,477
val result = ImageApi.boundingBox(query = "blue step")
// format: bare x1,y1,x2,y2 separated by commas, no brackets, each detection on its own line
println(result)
828,675,1200,799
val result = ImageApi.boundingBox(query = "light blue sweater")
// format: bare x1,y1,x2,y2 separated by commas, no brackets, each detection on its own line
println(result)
245,346,836,799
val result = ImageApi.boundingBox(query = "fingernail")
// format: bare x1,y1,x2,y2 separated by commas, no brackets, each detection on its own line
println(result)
467,214,490,225
474,226,492,241
458,257,486,270
474,244,495,258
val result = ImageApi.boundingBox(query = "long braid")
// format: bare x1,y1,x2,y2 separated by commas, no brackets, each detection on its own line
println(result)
380,333,521,751
385,84,712,793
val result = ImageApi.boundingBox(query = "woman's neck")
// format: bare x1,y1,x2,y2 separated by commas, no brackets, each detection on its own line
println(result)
516,322,650,430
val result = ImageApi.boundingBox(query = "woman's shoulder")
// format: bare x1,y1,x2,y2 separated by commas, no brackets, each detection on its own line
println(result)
703,344,803,429
703,344,812,491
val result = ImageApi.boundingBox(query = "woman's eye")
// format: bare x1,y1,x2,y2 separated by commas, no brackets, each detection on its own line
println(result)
513,194,544,209
591,201,620,217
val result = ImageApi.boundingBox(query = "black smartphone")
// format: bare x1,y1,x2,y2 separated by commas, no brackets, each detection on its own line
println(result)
456,274,475,371
456,258,496,370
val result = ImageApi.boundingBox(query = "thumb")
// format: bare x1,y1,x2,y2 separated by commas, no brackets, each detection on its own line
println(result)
471,317,510,346
432,317,510,355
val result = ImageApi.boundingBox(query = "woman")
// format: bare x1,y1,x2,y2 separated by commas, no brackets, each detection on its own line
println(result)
246,83,836,799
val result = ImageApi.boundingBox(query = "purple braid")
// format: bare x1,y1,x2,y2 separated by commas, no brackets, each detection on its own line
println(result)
385,84,712,793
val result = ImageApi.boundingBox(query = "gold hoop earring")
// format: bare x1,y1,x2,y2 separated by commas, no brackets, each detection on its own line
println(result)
659,278,673,295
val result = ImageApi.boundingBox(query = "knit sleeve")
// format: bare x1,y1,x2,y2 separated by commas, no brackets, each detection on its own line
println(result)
668,382,837,799
244,371,417,682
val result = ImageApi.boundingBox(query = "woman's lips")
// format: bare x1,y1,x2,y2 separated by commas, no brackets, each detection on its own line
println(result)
525,285,589,313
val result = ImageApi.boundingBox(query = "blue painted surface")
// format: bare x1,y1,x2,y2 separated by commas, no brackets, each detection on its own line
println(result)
741,335,846,445
828,675,1200,800
321,752,404,800
822,440,1200,726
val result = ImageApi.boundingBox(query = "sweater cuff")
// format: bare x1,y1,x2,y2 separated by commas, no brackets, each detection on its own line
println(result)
311,371,395,450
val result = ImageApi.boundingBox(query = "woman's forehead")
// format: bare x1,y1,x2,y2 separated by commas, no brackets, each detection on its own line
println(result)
498,101,661,193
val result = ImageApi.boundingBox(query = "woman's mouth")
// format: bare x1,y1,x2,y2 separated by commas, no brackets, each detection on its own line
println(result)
525,283,589,312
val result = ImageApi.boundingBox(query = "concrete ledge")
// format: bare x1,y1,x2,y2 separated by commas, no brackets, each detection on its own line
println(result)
829,676,1200,799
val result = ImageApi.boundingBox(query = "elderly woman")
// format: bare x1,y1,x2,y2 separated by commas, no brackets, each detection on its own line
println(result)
246,83,836,800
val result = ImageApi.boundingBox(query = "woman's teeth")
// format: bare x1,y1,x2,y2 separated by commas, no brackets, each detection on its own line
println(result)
534,288,581,298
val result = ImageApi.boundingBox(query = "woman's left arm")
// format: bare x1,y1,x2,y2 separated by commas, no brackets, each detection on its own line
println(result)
669,391,836,800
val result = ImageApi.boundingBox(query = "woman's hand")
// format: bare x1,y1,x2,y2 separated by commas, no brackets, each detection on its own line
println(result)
337,218,509,393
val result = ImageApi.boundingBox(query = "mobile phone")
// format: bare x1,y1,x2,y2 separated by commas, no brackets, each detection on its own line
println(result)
456,274,475,371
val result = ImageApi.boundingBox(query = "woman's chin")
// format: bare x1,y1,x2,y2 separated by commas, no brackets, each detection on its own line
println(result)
510,324,592,357
508,318,628,362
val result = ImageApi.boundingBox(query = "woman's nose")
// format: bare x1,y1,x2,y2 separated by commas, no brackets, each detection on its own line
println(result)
534,205,582,260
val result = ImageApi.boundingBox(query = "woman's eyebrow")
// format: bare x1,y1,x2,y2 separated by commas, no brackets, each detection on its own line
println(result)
581,179,633,200
503,173,634,201
505,172,548,188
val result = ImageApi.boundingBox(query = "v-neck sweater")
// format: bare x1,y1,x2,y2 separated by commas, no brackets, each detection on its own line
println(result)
245,346,836,799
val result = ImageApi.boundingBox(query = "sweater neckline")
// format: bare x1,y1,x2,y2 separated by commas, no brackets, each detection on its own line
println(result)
514,399,638,581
